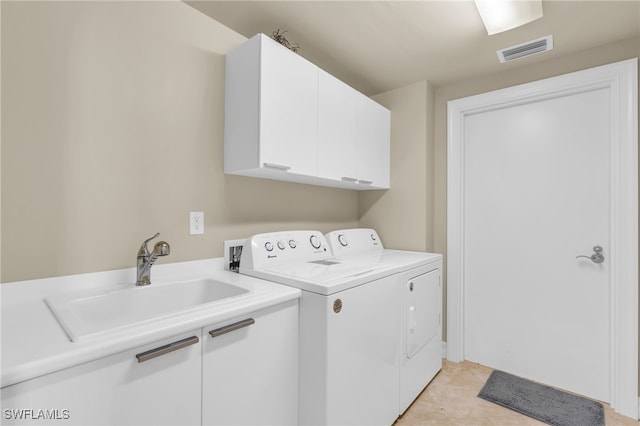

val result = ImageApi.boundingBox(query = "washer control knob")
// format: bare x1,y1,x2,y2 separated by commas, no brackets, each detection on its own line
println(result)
288,239,297,249
264,241,274,252
338,234,348,247
277,240,286,250
370,233,377,241
309,235,322,249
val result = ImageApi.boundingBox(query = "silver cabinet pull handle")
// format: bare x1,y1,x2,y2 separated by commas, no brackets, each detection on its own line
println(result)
136,335,199,363
263,163,291,171
358,180,373,185
341,176,358,182
209,318,255,338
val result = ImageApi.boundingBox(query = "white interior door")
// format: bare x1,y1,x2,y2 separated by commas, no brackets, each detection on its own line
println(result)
463,88,611,402
447,59,638,418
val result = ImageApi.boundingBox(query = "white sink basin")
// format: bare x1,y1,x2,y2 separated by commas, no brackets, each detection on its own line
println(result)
45,279,250,342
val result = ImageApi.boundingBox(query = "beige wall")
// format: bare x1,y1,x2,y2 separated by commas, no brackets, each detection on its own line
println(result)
359,80,435,252
1,1,358,283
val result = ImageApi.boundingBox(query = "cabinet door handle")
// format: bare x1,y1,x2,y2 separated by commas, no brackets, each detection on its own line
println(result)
136,335,199,363
358,179,373,185
341,176,358,182
209,318,255,338
263,163,291,172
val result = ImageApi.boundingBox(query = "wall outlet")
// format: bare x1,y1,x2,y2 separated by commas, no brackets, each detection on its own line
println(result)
189,212,204,235
224,239,246,271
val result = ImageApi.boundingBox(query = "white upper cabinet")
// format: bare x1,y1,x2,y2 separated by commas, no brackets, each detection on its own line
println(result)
225,33,390,190
225,34,318,179
356,94,391,188
317,70,390,189
259,35,318,176
318,69,358,183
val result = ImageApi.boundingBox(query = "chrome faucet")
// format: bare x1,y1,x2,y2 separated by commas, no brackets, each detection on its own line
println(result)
136,233,170,286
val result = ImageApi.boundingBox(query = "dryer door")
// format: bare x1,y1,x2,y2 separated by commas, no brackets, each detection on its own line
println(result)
406,269,440,358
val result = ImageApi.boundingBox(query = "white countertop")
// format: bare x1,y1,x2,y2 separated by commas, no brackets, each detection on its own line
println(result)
0,258,301,388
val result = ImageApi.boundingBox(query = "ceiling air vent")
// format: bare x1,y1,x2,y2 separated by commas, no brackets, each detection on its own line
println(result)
497,35,553,63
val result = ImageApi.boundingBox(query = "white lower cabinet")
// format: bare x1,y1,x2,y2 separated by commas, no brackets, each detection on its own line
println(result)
202,300,298,426
1,301,299,426
1,330,202,426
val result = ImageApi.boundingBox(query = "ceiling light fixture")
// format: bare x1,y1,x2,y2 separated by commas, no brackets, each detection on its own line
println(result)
474,0,543,35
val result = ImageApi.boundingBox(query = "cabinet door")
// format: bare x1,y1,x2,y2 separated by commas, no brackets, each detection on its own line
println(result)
356,95,391,188
1,331,201,426
260,36,318,176
317,69,358,182
202,301,298,426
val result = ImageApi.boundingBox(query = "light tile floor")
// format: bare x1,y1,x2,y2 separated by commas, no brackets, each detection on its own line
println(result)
396,360,640,426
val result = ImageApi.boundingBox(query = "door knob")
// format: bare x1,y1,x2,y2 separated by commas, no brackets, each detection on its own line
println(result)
576,246,605,264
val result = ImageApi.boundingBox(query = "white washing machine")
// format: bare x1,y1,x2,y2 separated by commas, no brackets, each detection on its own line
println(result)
325,228,443,415
239,230,401,426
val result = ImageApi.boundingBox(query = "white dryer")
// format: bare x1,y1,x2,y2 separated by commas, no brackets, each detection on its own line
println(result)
326,228,443,415
239,230,400,426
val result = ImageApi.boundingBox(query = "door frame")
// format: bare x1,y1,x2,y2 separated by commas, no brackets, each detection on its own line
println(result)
446,59,638,418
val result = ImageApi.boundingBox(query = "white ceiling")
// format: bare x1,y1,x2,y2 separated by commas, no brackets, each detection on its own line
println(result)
186,1,640,96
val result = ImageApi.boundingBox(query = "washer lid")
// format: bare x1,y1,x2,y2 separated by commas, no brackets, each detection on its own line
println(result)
268,259,383,282
241,259,396,295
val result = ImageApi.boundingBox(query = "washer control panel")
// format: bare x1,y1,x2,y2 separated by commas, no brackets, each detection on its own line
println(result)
241,230,330,270
325,228,384,256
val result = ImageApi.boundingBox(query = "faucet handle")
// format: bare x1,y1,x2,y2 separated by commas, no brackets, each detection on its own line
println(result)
138,232,161,256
